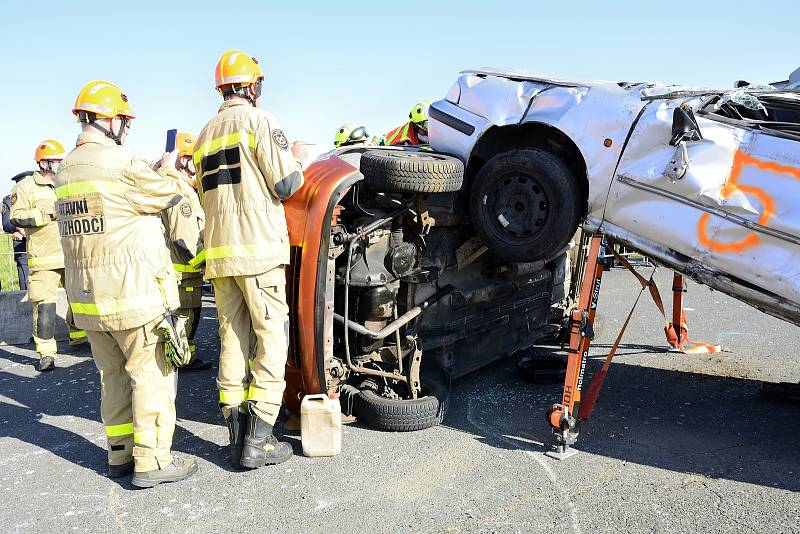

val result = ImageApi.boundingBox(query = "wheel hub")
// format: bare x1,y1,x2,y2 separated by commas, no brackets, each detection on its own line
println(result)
488,174,550,239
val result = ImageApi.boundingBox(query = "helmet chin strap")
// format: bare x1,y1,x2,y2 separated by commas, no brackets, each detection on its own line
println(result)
90,116,129,145
38,160,54,175
251,79,262,106
237,79,262,106
176,156,195,177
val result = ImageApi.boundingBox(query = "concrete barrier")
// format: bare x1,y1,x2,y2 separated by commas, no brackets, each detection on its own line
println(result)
0,289,71,345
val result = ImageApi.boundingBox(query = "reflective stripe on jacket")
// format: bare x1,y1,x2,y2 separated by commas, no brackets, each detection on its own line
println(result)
194,100,304,279
385,121,421,146
160,174,205,282
9,172,64,272
54,131,182,331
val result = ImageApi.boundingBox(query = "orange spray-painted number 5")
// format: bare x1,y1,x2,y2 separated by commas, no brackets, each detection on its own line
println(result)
698,151,800,254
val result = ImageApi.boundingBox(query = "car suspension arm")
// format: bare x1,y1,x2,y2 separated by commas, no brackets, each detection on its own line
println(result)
334,285,454,340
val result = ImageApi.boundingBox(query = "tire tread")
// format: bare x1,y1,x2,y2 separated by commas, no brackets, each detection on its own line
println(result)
360,150,464,193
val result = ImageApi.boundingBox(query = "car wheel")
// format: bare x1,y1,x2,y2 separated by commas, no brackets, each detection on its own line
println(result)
360,149,464,193
469,148,583,262
353,379,450,432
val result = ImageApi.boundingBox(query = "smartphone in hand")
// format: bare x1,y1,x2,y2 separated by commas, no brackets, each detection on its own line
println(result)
165,129,178,153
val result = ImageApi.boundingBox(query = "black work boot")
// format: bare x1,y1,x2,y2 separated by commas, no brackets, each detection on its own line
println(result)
239,403,293,469
107,461,134,479
224,405,247,468
37,356,55,372
181,358,212,372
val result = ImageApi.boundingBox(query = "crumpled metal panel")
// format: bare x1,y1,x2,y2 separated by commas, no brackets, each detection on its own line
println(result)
606,97,800,308
607,99,742,269
457,73,548,125
521,83,646,220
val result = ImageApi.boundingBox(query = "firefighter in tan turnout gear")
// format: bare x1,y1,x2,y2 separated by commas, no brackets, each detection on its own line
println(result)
158,133,209,371
194,50,304,469
55,80,198,487
10,140,87,372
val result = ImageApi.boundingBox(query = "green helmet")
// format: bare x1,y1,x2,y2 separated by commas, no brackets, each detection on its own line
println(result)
334,123,370,148
409,100,431,126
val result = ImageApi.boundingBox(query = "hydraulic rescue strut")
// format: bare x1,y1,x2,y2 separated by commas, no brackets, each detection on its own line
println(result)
545,235,604,460
545,234,722,460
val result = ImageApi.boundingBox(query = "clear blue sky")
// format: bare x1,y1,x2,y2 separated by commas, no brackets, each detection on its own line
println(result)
1,0,796,197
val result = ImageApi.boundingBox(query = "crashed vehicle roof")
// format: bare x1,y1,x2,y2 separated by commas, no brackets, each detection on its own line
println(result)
463,67,800,100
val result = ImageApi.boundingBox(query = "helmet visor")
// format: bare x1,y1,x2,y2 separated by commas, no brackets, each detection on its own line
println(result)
349,126,369,143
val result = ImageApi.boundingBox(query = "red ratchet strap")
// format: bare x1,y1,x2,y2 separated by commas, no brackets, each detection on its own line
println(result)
610,249,721,354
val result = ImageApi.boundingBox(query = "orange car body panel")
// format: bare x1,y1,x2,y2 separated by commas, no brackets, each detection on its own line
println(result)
282,154,359,412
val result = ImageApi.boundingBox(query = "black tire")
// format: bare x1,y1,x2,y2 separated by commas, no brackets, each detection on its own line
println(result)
360,149,464,193
354,380,449,432
469,148,583,262
517,356,567,384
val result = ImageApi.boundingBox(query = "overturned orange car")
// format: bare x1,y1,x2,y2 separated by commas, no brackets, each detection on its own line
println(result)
282,146,572,430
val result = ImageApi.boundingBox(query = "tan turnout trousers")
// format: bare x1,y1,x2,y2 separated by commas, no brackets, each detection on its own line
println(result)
10,171,85,357
28,268,82,357
213,266,289,425
86,316,176,471
56,130,184,472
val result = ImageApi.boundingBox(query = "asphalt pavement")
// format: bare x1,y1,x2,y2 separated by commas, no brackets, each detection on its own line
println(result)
1,268,798,533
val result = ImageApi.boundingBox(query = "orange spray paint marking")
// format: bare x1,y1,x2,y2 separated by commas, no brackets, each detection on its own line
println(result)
698,151,799,254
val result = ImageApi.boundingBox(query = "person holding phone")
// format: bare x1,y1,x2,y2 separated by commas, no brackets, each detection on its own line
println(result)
158,132,208,371
194,50,304,470
55,80,198,487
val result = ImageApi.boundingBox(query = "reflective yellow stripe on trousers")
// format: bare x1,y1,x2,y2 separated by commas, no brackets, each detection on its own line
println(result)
247,386,274,402
70,292,164,316
134,427,174,446
28,255,63,267
69,330,87,340
205,244,266,261
55,181,127,199
219,389,247,405
105,422,134,437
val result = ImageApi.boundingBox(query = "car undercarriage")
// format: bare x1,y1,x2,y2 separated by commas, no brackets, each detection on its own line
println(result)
313,147,571,431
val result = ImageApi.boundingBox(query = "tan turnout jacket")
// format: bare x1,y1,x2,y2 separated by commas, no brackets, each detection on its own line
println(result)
193,99,304,279
160,174,205,281
54,131,183,331
9,172,64,272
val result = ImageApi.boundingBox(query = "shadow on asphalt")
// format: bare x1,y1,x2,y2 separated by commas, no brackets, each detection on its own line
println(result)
0,345,112,480
0,302,233,484
4,295,798,493
442,348,800,493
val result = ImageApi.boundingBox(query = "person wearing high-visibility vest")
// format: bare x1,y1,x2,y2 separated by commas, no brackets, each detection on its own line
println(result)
9,140,87,371
55,80,198,487
157,133,209,372
385,101,431,146
194,50,304,469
